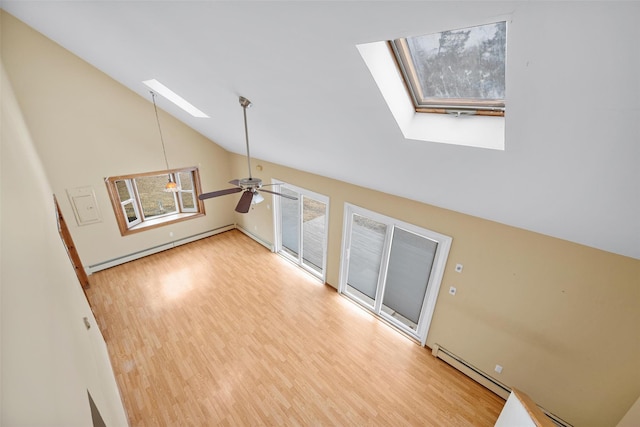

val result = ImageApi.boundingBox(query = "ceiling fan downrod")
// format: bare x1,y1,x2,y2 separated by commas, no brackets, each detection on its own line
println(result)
239,96,253,180
197,95,297,213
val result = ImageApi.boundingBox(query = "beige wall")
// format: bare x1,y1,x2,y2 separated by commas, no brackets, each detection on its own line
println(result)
230,154,640,427
1,59,128,425
617,395,640,427
1,11,236,268
3,10,639,427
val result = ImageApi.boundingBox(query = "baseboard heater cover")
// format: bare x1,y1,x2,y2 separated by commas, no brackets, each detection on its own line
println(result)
431,344,511,399
431,344,572,427
86,225,235,274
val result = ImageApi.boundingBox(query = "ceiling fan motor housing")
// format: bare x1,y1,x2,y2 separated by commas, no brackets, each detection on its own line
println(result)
198,95,296,210
239,177,262,189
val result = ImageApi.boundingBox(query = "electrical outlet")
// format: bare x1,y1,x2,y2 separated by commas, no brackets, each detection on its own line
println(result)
449,286,457,295
455,264,463,273
495,364,503,374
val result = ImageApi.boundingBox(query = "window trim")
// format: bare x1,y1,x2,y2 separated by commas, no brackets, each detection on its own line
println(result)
117,179,142,228
176,171,198,213
105,167,205,236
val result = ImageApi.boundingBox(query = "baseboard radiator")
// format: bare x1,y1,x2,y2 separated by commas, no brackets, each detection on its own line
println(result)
86,225,235,274
431,344,573,427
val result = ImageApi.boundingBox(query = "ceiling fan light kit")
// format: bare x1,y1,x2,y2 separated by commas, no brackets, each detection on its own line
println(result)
252,192,265,205
199,96,296,213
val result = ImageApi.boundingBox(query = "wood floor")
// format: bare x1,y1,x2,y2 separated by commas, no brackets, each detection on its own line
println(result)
87,230,504,426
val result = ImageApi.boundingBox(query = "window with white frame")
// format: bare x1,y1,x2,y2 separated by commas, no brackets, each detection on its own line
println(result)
105,167,205,235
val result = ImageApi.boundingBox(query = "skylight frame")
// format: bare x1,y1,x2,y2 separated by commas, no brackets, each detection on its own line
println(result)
389,22,507,116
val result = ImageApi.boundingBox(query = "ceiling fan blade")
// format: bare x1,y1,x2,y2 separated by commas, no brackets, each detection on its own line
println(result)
259,188,298,200
198,187,243,200
235,190,254,213
228,179,241,186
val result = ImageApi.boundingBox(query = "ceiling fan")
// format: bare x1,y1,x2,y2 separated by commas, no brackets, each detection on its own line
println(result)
199,96,296,213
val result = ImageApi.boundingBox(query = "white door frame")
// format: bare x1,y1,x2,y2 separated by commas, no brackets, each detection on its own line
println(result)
339,203,452,346
272,179,329,282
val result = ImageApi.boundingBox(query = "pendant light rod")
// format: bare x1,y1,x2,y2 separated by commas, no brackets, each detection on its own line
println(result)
240,96,253,180
150,90,179,192
151,91,171,172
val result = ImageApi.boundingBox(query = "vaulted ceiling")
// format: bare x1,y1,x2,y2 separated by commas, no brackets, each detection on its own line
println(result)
3,1,639,259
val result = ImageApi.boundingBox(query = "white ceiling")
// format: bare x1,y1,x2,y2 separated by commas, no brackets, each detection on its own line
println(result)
3,1,639,259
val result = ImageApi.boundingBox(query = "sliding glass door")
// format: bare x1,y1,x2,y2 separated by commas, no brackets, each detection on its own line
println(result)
381,228,438,331
280,187,300,258
345,214,388,307
275,181,329,281
339,204,451,344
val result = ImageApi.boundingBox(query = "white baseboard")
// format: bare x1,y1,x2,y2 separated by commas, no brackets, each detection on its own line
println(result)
431,344,572,427
432,344,510,399
85,225,235,274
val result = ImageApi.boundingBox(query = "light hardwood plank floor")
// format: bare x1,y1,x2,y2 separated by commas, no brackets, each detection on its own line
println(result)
87,230,504,426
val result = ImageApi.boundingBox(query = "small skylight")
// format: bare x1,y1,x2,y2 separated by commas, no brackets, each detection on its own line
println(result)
142,79,209,118
389,22,506,115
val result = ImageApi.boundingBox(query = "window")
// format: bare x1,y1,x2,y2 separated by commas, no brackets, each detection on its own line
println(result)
105,167,205,235
357,21,507,149
390,21,506,116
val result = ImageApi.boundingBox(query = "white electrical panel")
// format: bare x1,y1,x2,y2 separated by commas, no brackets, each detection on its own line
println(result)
67,186,102,226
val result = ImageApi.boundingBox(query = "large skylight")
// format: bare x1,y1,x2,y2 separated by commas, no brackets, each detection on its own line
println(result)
357,21,508,150
390,22,506,115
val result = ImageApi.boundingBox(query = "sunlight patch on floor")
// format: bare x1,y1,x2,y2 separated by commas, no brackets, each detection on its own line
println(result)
160,266,195,301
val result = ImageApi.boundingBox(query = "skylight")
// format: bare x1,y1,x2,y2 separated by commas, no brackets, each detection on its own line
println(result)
357,21,508,150
390,22,506,115
142,79,209,118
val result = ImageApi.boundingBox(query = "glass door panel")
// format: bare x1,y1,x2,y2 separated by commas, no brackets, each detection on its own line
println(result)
339,204,452,345
280,187,300,258
345,214,388,307
275,181,329,281
302,197,326,274
381,228,438,332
